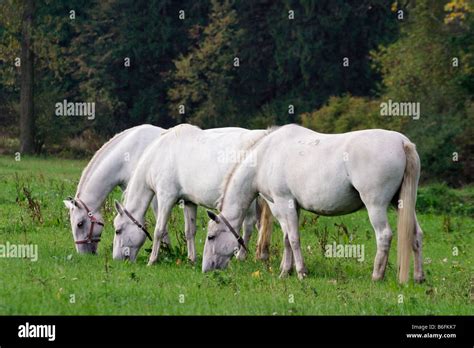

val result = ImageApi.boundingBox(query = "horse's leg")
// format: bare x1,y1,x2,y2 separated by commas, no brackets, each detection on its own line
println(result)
413,215,425,283
272,201,306,279
151,196,171,247
365,205,392,281
237,202,257,261
183,202,197,263
279,231,294,278
264,202,292,277
287,221,307,280
148,198,174,266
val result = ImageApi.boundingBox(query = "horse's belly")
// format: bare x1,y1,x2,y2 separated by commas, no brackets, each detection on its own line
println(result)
295,182,363,216
179,173,224,209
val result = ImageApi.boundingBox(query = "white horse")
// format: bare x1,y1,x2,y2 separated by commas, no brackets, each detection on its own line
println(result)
203,124,424,284
63,125,168,254
112,124,272,264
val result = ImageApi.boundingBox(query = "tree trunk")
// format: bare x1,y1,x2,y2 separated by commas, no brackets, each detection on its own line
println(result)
20,0,35,154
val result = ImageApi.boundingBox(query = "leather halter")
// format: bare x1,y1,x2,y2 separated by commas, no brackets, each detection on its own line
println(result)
121,207,153,242
218,214,247,252
73,198,104,245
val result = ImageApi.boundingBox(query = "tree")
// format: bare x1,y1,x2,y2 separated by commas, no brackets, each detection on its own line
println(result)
19,0,35,154
1,0,86,154
300,95,403,133
68,0,210,133
1,0,209,154
168,0,399,128
168,0,244,127
371,0,474,185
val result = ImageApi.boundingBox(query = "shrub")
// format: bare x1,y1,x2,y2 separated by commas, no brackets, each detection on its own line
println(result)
417,183,474,216
300,95,403,133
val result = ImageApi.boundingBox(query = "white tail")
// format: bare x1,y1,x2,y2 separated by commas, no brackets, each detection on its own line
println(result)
397,141,420,283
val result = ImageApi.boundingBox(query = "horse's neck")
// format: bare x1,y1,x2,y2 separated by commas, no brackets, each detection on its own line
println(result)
76,152,125,212
124,171,154,223
220,161,257,228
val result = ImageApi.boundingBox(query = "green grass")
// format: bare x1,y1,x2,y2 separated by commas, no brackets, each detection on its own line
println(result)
0,155,472,315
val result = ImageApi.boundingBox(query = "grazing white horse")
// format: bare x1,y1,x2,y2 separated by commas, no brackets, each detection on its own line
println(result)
203,124,424,284
112,124,272,264
63,125,168,253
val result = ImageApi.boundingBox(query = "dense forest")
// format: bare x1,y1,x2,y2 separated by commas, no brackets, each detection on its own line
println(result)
0,0,472,185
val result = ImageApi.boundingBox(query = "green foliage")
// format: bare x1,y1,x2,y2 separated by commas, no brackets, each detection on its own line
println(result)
0,0,99,151
169,0,244,127
300,95,403,133
168,0,399,127
371,0,474,185
417,183,474,216
0,0,210,151
0,0,22,89
68,0,210,133
265,0,398,111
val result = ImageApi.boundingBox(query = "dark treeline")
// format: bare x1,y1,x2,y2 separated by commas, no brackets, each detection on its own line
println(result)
0,0,472,185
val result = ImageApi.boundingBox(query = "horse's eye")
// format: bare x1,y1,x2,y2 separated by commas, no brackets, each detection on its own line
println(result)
207,235,215,241
77,221,84,228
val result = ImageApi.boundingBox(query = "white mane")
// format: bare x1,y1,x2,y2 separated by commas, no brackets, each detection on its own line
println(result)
217,126,280,210
160,123,201,137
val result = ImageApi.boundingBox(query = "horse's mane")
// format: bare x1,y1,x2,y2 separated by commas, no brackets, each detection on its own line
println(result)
160,123,201,138
217,126,280,210
76,125,145,198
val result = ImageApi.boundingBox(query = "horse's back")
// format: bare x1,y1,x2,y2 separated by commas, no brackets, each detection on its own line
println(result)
144,125,265,207
255,125,409,214
107,125,165,178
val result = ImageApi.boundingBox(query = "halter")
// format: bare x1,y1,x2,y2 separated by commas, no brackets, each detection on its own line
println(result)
121,207,153,242
218,214,248,252
73,198,104,245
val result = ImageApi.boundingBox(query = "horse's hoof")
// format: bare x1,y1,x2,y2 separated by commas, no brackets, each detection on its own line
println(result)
256,252,269,261
187,257,196,265
414,273,426,283
147,259,157,266
279,270,290,279
371,273,385,281
297,271,307,280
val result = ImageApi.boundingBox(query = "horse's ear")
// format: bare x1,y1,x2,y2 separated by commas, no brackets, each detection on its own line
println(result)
63,197,77,209
207,210,220,223
63,200,75,210
114,200,124,215
259,192,274,204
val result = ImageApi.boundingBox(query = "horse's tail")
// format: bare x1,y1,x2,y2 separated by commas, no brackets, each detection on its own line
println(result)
255,197,273,260
397,141,420,283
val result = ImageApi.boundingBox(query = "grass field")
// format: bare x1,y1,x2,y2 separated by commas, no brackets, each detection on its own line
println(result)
0,155,472,315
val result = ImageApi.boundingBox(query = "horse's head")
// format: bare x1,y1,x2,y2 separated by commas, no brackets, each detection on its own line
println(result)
112,200,147,261
202,211,241,272
63,197,104,254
